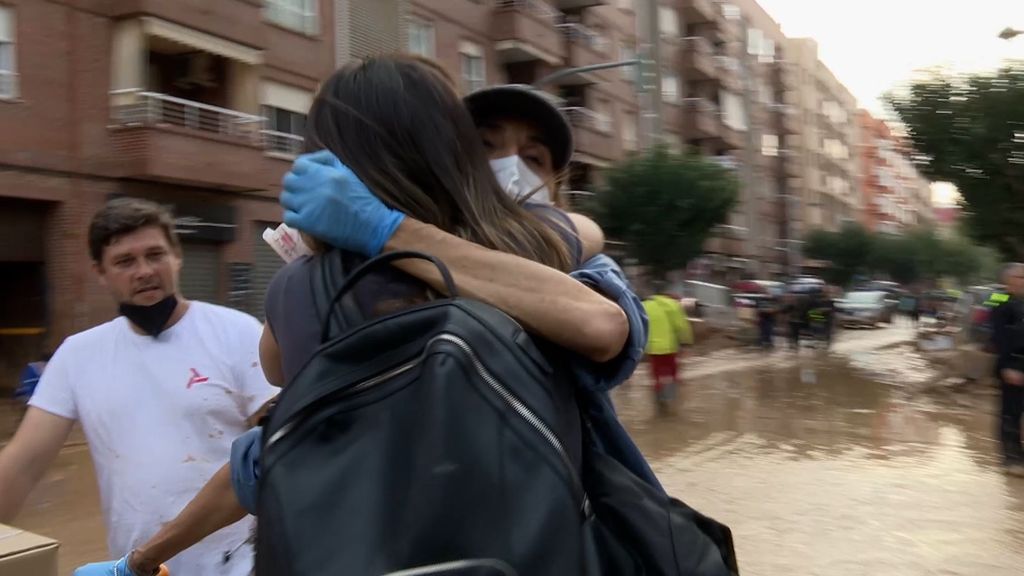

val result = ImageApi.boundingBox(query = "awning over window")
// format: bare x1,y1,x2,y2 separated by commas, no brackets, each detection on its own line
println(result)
142,17,263,65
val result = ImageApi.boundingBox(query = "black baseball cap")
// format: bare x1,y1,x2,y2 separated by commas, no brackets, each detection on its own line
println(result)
463,84,575,172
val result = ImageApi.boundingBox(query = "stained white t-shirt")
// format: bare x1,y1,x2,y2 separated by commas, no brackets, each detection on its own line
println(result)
30,301,278,576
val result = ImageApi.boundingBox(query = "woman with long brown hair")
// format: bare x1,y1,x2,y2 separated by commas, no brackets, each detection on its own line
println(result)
74,54,630,576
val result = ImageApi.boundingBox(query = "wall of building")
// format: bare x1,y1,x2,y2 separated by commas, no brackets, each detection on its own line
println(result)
0,0,335,383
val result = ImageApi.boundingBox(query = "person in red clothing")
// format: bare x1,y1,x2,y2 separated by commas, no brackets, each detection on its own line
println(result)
643,283,693,406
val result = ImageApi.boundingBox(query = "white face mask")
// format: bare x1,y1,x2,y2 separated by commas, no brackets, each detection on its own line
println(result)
489,155,552,204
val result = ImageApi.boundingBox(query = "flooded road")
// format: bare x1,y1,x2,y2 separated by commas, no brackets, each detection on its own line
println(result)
614,326,1024,575
4,325,1024,574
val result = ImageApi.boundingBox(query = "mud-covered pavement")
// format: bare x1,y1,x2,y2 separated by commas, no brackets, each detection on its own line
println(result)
614,325,1024,575
4,325,1024,574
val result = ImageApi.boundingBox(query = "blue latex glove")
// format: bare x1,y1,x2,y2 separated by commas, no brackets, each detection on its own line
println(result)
280,150,405,257
73,555,140,576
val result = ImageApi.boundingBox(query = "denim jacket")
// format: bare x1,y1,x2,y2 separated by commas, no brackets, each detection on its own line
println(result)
230,254,661,513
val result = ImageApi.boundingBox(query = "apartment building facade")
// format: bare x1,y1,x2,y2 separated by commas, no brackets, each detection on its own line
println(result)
404,0,643,197
783,38,859,236
0,0,336,380
646,0,799,278
857,110,933,234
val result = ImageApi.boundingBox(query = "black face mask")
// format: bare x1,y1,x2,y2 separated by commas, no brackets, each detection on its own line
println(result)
119,294,179,337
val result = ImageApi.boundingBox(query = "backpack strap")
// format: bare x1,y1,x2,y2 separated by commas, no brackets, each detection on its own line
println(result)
311,250,366,344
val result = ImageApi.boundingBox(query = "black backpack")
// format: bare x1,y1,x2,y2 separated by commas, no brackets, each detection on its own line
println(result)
256,251,738,576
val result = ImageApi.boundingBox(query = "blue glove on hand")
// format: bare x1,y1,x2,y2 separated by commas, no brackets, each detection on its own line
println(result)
73,555,140,576
280,150,406,257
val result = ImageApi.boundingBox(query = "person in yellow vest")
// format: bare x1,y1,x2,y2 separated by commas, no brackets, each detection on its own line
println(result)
643,283,694,405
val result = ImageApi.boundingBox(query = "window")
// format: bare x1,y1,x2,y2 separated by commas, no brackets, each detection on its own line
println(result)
661,70,680,103
762,134,779,157
264,106,306,136
262,106,306,156
658,6,679,38
747,28,762,56
408,19,435,58
721,3,741,21
265,0,318,35
618,0,634,10
623,113,638,150
720,90,748,131
459,41,486,93
760,39,775,63
0,6,16,99
593,99,613,133
620,44,636,81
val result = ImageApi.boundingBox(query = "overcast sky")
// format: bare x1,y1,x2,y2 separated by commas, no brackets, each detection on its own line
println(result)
754,0,1024,205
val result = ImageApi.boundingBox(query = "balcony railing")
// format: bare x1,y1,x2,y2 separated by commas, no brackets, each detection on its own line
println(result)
682,36,713,56
558,22,610,54
496,0,560,22
111,89,263,141
262,130,305,156
110,90,307,157
683,96,719,114
563,106,612,133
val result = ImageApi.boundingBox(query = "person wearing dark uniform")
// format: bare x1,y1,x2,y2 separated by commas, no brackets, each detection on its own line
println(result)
990,263,1024,476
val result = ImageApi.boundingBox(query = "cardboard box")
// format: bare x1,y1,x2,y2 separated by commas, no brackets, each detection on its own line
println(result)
0,523,58,576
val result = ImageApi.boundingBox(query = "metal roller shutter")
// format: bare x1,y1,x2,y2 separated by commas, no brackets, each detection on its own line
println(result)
250,225,284,321
179,242,222,304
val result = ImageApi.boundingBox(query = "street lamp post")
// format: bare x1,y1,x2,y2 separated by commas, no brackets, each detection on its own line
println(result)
533,59,641,87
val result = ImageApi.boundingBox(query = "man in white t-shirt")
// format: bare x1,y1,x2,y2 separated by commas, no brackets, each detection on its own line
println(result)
0,198,278,576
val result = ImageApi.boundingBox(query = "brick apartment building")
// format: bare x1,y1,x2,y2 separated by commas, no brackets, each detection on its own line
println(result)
857,109,933,234
405,0,642,195
0,0,878,379
0,0,338,381
0,0,639,381
783,37,859,236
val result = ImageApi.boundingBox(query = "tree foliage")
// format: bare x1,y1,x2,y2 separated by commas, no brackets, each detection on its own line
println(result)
805,224,997,286
591,146,739,279
804,222,873,285
887,62,1024,259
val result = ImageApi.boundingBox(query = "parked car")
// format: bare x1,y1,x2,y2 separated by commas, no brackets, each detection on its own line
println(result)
835,291,888,328
855,281,903,322
787,276,826,294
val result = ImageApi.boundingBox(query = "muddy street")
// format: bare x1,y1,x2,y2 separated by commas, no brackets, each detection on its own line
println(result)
4,325,1024,575
614,325,1024,575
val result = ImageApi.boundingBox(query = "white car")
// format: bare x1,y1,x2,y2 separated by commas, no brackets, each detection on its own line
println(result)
835,291,887,328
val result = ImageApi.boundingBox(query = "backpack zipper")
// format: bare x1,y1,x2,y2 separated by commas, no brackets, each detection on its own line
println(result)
432,334,589,516
266,332,589,516
267,359,421,447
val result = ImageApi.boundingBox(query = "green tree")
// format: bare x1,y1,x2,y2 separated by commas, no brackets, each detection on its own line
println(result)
887,63,1024,259
803,222,873,286
591,146,739,279
871,233,920,285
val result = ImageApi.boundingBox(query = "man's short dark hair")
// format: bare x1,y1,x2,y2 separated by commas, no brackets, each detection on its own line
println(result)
88,197,180,262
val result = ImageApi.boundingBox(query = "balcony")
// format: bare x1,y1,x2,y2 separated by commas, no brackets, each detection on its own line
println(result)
784,155,802,177
261,129,304,157
662,100,683,133
107,1,265,49
719,123,745,150
550,0,606,10
681,0,718,24
563,106,618,162
108,90,286,190
713,56,742,92
775,60,798,90
682,97,720,140
558,23,612,84
771,103,801,134
681,37,716,80
493,0,567,66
